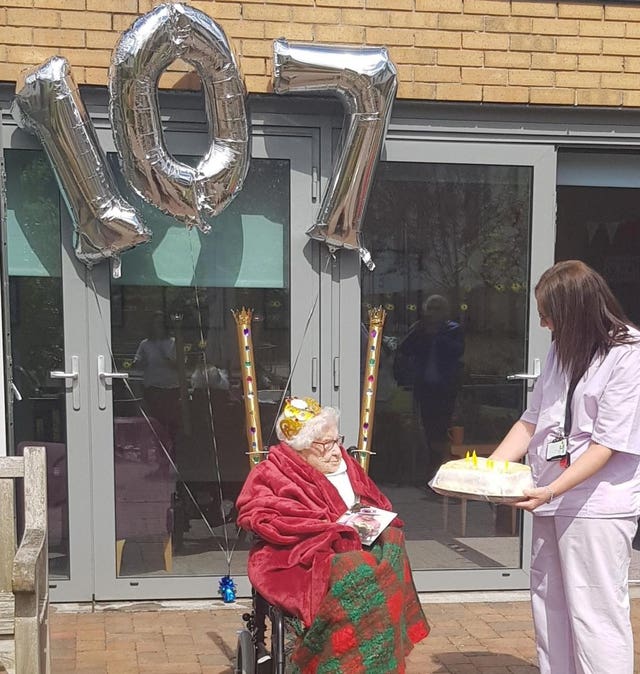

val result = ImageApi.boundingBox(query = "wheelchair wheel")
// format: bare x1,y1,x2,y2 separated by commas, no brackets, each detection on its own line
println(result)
270,605,286,673
236,629,256,674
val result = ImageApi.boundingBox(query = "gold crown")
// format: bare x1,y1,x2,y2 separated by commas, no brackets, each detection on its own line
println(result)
279,397,321,440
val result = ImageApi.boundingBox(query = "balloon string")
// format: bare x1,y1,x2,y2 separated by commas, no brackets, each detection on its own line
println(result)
87,270,235,567
87,244,334,573
179,237,331,564
186,232,234,572
265,252,332,443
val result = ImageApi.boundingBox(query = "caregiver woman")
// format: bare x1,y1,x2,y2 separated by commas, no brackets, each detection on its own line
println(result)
491,260,640,674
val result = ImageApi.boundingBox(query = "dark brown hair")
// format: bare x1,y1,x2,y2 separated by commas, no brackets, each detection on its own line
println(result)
535,260,636,381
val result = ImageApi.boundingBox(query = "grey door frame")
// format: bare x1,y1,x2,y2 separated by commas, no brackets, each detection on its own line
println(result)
339,139,557,592
88,130,318,601
1,120,318,601
0,105,560,597
0,130,97,602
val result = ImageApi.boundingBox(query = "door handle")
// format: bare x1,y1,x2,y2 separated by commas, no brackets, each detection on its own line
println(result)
97,355,128,410
50,355,80,410
50,369,78,380
10,382,22,402
506,358,541,383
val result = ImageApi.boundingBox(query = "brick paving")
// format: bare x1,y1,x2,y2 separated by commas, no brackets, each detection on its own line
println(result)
50,595,640,673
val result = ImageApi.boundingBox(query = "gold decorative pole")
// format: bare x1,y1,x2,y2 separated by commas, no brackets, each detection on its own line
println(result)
232,307,266,469
355,306,387,473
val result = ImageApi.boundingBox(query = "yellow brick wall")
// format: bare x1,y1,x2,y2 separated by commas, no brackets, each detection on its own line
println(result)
3,0,640,107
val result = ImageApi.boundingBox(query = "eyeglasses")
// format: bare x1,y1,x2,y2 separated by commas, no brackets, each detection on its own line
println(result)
311,435,345,456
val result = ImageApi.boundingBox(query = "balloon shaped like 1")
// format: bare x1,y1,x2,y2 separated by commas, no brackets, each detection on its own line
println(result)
109,3,250,231
273,39,398,270
11,56,151,275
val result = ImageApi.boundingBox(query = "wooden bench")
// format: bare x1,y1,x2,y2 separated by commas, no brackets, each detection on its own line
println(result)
0,446,50,674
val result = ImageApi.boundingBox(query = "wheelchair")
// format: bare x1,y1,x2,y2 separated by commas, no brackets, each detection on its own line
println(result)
236,590,288,674
235,447,366,673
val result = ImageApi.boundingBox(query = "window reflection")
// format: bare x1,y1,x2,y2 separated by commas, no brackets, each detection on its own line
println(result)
110,158,291,577
362,161,532,570
5,149,69,579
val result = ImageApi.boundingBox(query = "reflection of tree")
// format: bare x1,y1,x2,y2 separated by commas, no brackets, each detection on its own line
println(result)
479,203,527,292
364,164,529,320
12,277,65,389
16,156,61,277
7,153,65,388
362,164,530,445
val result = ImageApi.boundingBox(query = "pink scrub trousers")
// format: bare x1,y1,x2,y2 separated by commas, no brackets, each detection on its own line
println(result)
530,514,637,674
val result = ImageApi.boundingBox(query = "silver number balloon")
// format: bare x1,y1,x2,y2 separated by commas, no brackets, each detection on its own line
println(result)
273,39,397,270
11,56,151,274
109,3,250,231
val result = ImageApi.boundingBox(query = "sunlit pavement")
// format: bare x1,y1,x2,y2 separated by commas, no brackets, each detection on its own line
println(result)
49,588,640,673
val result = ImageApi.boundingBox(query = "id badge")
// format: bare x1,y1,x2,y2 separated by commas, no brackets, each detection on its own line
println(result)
546,436,568,461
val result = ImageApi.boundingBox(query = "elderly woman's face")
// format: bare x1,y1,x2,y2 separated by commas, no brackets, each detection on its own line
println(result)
299,424,343,474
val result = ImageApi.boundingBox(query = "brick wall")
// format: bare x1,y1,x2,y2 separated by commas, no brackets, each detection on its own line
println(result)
2,0,640,107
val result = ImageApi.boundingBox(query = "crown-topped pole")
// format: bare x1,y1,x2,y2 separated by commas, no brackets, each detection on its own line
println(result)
354,306,387,473
232,307,266,469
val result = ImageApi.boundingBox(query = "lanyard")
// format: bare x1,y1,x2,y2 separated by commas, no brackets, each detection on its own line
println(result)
563,376,579,438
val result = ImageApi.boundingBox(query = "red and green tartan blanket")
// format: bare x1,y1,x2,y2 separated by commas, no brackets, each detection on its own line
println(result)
289,526,430,674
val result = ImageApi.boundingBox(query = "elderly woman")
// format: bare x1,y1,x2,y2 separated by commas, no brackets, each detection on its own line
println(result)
236,397,429,673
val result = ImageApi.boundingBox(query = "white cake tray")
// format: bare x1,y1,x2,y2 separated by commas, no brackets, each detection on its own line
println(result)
428,483,526,505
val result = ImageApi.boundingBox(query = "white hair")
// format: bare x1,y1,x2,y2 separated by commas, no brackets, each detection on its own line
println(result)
276,406,340,451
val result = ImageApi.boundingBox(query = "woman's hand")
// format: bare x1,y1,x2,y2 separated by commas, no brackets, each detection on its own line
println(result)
514,487,553,512
515,442,614,511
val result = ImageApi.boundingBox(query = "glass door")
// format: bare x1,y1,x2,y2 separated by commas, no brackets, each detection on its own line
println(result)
4,146,94,601
88,132,317,600
359,141,556,591
3,130,317,602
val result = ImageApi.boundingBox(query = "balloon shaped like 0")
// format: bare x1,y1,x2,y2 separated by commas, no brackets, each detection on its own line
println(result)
109,3,250,231
11,56,151,273
273,39,397,270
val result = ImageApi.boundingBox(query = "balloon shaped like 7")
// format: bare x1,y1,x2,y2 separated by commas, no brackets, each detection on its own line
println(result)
273,39,398,271
11,56,151,276
109,2,250,231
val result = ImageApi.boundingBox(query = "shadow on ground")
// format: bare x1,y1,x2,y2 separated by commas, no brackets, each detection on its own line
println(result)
428,650,537,673
188,649,538,674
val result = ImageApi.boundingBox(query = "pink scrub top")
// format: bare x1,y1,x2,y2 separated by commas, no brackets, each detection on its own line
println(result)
521,327,640,518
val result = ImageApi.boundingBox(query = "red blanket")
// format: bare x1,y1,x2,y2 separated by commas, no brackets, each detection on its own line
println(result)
235,442,401,627
291,526,430,673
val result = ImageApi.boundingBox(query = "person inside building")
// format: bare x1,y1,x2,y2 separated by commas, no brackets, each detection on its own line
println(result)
394,294,464,483
133,311,181,445
236,396,429,673
491,259,640,674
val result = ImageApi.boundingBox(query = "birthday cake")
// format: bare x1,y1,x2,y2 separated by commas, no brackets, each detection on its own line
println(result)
430,453,534,502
